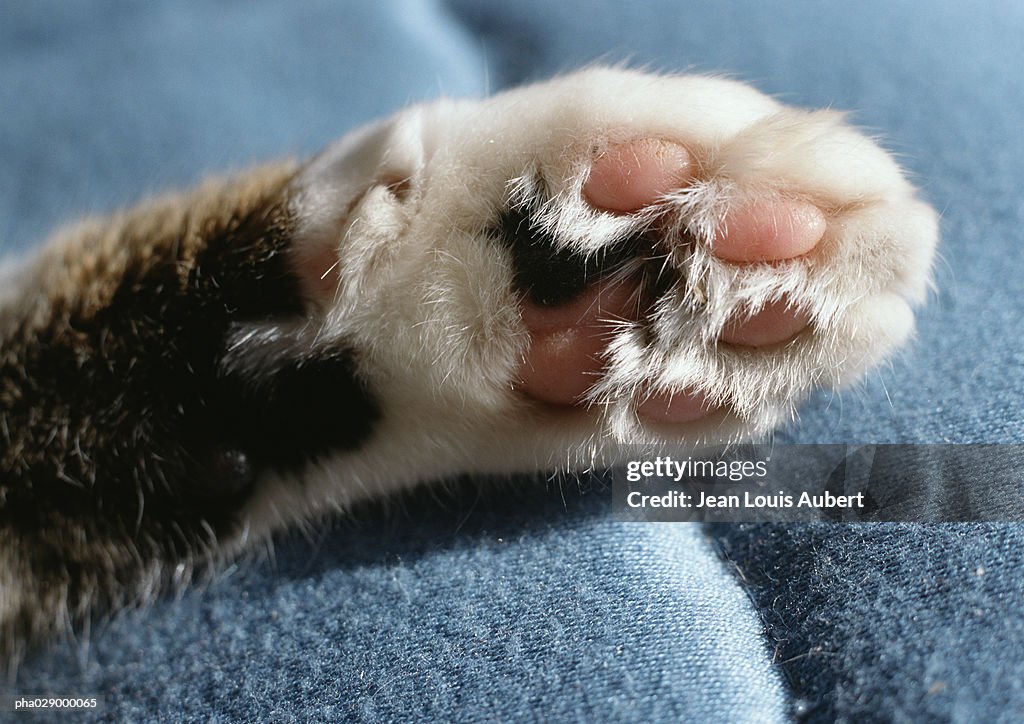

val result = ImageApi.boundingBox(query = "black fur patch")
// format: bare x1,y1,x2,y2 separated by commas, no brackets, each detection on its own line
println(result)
216,354,380,475
495,207,645,307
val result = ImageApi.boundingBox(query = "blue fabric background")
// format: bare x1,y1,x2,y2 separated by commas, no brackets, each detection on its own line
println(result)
2,1,1023,721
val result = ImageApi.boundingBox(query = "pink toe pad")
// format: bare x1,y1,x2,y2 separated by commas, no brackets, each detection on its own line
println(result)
584,139,693,213
714,199,826,263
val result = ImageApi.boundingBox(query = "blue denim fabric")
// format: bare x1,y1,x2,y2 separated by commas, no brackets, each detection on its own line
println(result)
15,484,787,722
3,0,1023,721
0,0,486,253
710,523,1024,722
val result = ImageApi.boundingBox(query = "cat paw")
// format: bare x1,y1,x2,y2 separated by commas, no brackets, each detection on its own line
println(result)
271,67,938,497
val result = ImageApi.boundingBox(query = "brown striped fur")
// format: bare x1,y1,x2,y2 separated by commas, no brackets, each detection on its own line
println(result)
0,162,316,665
